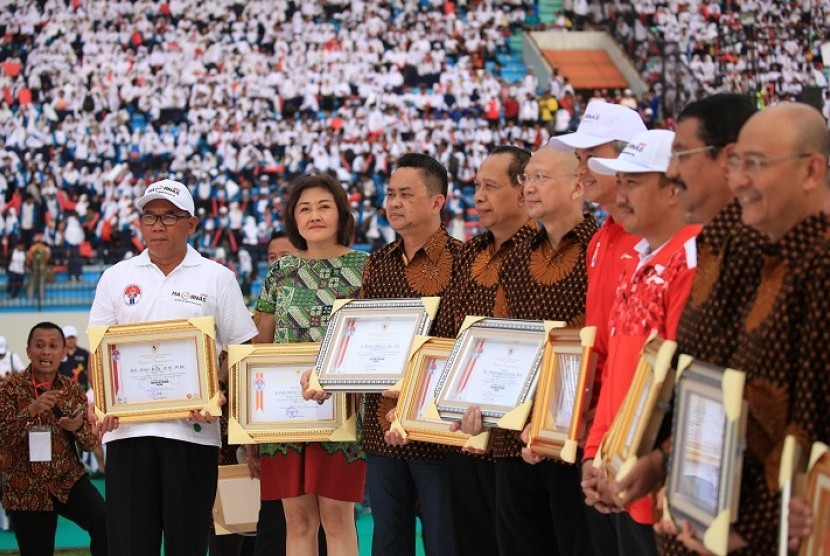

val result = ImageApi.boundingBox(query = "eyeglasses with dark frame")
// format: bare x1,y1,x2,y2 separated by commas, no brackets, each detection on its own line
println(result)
139,213,192,226
725,152,815,175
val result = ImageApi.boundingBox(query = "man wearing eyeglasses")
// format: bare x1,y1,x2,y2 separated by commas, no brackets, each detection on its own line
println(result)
716,102,829,555
89,180,257,555
488,145,598,555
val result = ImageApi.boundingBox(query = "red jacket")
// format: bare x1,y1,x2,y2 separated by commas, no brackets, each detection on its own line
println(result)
584,224,701,524
584,218,640,410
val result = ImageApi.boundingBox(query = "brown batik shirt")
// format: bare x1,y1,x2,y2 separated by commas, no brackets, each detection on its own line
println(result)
358,227,463,461
0,368,100,511
431,221,538,459
490,216,598,458
658,201,767,555
663,212,830,554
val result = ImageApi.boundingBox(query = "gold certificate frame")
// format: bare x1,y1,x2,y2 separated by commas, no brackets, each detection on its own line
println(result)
604,335,677,479
227,343,355,444
666,359,747,556
315,297,439,392
213,464,260,535
779,435,809,556
799,442,830,556
435,317,562,430
88,317,220,423
391,336,470,447
527,327,597,463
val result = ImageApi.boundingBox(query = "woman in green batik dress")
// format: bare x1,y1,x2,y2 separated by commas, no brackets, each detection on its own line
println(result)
253,173,368,556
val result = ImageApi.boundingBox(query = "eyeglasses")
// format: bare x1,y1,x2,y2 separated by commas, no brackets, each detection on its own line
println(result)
517,173,576,186
725,152,814,175
139,213,191,226
669,145,715,163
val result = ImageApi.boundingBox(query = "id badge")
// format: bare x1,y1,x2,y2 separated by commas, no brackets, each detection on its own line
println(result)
28,426,52,462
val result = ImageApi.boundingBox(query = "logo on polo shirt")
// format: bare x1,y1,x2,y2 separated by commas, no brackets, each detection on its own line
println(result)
124,284,142,305
171,290,208,306
583,113,601,122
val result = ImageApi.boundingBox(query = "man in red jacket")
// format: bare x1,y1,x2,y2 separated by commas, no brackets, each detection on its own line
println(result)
581,129,702,555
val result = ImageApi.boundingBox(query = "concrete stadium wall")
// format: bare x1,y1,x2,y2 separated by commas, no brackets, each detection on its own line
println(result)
523,30,649,95
1,310,90,362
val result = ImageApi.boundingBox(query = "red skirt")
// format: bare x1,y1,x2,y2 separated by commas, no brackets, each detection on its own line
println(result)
259,443,366,503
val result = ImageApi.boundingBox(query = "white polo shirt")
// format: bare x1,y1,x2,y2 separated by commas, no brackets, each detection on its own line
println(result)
89,245,257,447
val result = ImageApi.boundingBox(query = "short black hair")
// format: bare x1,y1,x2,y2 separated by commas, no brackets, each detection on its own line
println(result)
394,153,449,197
490,145,531,187
27,321,65,347
677,94,757,154
269,229,288,241
284,173,355,251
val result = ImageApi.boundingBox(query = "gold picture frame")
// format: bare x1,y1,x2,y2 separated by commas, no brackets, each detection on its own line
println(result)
227,343,355,444
213,464,260,535
666,359,747,556
88,317,220,423
314,298,439,392
603,335,677,479
799,442,830,556
391,336,471,447
434,317,563,430
779,435,809,555
527,326,597,463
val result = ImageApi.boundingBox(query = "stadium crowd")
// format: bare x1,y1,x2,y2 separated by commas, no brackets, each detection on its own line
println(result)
2,0,830,287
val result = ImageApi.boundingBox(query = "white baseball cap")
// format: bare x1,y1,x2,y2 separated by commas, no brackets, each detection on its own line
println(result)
549,100,646,152
63,325,78,338
0,336,6,355
136,179,195,216
588,129,676,175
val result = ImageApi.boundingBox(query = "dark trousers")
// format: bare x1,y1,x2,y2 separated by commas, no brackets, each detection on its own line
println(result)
446,452,498,556
106,436,219,556
253,499,327,556
584,505,658,556
9,475,106,556
365,453,457,556
495,457,592,556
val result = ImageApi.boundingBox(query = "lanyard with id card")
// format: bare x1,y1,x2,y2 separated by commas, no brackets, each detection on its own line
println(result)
29,425,52,462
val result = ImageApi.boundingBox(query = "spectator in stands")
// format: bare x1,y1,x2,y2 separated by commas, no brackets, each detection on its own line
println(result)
6,240,26,299
0,336,25,377
57,325,90,390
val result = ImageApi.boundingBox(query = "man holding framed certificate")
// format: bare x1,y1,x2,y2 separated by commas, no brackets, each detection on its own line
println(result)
715,103,830,554
357,153,463,556
89,180,258,556
490,144,598,554
432,145,536,556
581,129,701,555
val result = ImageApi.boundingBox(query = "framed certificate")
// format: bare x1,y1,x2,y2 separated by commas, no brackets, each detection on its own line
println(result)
213,464,260,535
799,442,830,556
779,435,809,556
392,336,470,447
434,317,557,429
88,317,220,422
604,336,677,479
315,298,439,392
227,343,355,444
527,327,597,463
667,359,747,556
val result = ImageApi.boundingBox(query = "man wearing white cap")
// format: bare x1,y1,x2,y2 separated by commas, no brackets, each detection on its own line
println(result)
89,179,257,555
581,129,701,555
58,326,90,389
549,99,646,554
0,336,25,377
